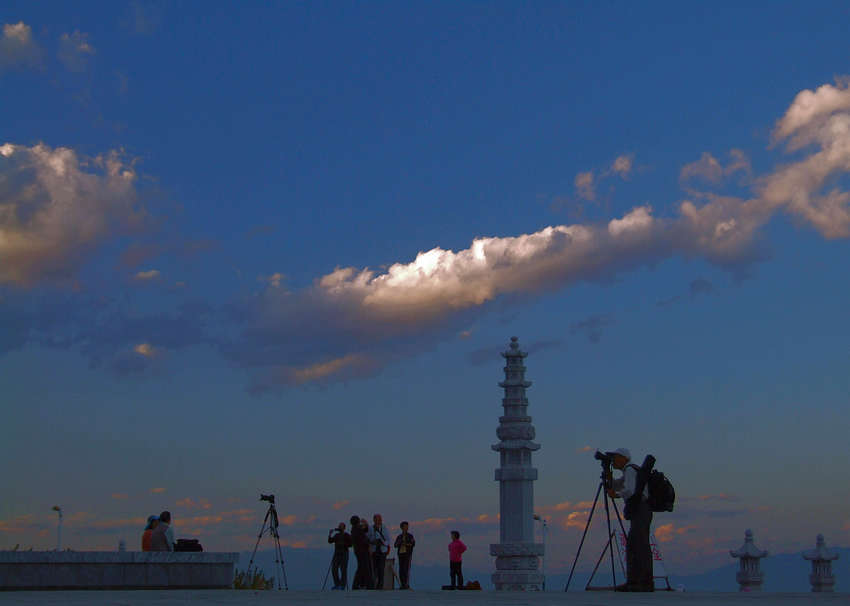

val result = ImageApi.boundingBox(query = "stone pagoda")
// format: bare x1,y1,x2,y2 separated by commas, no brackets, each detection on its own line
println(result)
730,529,768,591
490,337,544,591
803,534,839,592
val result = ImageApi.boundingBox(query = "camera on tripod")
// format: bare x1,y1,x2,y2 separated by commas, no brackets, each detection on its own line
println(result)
247,492,287,590
594,450,616,465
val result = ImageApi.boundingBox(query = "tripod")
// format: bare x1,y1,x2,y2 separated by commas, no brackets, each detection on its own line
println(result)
247,496,289,591
321,554,335,590
564,463,628,592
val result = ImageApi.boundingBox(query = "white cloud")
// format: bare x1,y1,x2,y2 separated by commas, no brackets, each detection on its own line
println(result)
574,154,635,202
57,30,95,72
759,80,850,238
316,206,663,325
680,152,723,183
681,149,751,184
236,77,850,387
7,78,850,391
610,154,634,177
774,79,850,144
133,269,160,281
0,22,41,70
0,142,144,286
574,171,595,201
259,272,284,288
133,343,157,358
250,353,379,392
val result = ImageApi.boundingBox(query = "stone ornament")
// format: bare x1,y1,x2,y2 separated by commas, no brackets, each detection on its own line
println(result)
802,534,839,592
730,529,768,592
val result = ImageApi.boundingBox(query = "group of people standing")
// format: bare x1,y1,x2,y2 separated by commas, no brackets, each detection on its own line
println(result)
327,514,413,590
140,510,175,552
327,514,467,590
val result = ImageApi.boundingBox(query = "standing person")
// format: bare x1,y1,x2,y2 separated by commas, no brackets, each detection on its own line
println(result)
394,521,415,589
448,530,467,589
327,522,352,590
361,517,375,588
141,515,158,551
351,516,373,590
368,514,391,589
149,510,175,552
607,448,654,592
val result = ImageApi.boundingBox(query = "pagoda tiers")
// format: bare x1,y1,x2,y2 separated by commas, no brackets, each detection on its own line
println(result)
803,534,839,592
490,337,544,591
730,529,768,591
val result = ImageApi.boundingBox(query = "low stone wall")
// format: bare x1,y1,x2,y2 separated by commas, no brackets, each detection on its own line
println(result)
0,551,239,590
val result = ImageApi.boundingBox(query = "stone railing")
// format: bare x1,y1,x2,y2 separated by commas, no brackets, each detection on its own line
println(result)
0,551,239,590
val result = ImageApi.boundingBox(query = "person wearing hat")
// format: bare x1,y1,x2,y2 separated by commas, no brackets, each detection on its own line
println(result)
149,510,175,551
607,448,653,592
141,515,159,551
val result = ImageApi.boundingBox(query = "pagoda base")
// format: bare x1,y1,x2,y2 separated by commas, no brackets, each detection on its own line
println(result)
490,542,544,591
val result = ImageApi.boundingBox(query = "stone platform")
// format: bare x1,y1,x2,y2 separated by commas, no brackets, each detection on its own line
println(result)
0,590,846,605
0,551,239,590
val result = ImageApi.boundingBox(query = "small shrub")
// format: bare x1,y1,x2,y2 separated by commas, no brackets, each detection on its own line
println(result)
233,568,274,590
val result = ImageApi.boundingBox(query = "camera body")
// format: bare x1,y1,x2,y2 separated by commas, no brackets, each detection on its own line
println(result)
260,493,275,504
594,450,617,465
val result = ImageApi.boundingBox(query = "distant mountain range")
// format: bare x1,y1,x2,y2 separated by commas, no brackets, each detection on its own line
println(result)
236,546,849,592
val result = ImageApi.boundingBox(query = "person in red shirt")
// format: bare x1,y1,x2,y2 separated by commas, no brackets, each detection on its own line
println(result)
448,531,467,589
141,515,158,551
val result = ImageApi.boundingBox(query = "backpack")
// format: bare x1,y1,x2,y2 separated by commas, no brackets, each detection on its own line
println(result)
647,469,675,512
175,538,203,552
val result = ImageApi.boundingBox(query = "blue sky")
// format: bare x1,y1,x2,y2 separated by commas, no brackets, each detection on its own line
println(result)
2,1,850,575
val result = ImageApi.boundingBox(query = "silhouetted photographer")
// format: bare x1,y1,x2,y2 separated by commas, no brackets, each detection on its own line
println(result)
606,448,654,592
327,522,352,590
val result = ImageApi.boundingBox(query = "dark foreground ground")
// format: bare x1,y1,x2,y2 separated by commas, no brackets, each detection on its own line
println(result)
0,590,845,605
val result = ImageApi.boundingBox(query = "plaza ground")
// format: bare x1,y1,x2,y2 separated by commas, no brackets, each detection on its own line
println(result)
0,591,845,605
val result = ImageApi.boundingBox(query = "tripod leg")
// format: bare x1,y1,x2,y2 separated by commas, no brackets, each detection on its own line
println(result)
611,498,628,537
322,555,333,590
586,530,616,589
276,536,288,590
247,510,270,578
270,532,287,590
610,499,629,582
564,481,603,592
603,490,617,588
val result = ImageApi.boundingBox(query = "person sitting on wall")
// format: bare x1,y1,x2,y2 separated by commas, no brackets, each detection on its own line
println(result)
141,515,158,551
149,510,175,552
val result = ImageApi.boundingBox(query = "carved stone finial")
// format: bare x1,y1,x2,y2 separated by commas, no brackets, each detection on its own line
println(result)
803,533,839,592
731,529,768,592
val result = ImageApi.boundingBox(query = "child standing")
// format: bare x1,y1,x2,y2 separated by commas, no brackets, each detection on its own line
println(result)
448,530,467,589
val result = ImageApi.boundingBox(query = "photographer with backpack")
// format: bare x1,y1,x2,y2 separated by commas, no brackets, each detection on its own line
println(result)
606,448,654,592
